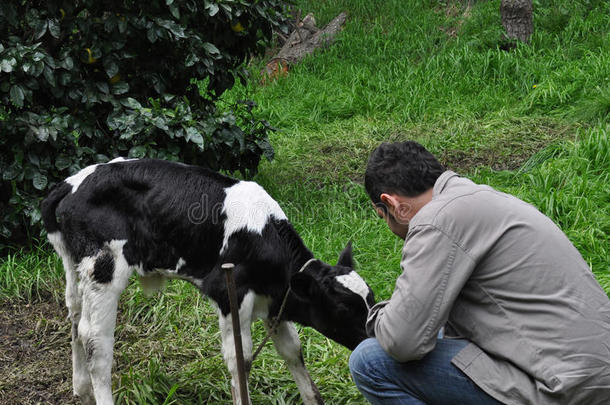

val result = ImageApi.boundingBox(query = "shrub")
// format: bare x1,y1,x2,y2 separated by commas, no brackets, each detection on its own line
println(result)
0,0,289,250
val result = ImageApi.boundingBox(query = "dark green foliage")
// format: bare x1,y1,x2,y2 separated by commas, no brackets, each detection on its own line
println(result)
0,0,289,249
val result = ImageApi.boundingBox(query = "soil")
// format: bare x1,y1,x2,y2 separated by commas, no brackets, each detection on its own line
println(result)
0,299,78,405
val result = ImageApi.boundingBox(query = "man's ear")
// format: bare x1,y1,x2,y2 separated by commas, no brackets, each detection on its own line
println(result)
337,242,353,268
380,193,398,213
290,272,319,301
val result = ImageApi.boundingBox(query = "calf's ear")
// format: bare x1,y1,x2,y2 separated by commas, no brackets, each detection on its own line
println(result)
337,241,353,268
290,272,319,302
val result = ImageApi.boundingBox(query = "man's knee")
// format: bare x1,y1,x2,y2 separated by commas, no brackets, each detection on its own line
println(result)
349,338,383,381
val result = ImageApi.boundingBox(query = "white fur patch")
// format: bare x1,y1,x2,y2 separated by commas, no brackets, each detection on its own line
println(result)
65,158,137,194
336,272,371,308
48,231,79,321
251,291,272,320
220,181,287,254
175,257,186,272
66,164,99,193
108,157,137,163
48,231,69,259
154,258,204,289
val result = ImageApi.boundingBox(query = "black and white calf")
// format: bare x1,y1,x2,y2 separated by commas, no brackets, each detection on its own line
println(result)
41,158,374,405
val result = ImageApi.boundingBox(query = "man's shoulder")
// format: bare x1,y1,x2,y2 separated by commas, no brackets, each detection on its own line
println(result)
411,175,531,231
415,176,490,218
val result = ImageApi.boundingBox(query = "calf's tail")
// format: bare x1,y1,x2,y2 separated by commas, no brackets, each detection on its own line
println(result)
41,181,71,233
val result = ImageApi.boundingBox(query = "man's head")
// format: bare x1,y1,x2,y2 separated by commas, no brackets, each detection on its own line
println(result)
364,141,444,238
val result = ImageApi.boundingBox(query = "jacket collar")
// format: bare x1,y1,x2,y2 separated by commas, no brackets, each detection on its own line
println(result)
433,170,459,197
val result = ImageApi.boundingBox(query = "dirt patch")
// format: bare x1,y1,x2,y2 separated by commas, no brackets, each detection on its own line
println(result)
0,299,77,405
437,0,472,38
439,145,536,173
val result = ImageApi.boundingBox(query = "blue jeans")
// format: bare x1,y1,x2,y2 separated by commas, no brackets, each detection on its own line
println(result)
349,338,504,405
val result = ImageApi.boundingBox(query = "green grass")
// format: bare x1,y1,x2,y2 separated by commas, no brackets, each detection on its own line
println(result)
1,0,609,403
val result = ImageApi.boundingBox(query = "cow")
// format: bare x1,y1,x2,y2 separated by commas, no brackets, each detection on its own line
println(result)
41,157,375,405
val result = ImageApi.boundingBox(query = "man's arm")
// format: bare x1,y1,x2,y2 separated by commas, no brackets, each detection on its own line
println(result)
367,224,476,362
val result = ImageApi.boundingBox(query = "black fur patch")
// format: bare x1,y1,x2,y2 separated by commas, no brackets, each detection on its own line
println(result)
85,338,95,362
93,250,114,283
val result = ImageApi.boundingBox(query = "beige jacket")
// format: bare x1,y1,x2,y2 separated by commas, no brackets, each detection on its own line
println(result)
367,171,610,405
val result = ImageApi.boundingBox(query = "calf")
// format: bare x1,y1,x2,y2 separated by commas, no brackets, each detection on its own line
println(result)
41,158,375,405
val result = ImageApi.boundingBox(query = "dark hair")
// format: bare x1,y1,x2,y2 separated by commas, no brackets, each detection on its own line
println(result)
364,141,444,206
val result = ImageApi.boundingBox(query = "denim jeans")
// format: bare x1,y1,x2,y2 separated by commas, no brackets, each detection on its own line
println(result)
349,338,504,405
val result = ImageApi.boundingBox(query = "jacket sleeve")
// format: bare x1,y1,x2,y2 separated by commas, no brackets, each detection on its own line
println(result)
366,224,476,362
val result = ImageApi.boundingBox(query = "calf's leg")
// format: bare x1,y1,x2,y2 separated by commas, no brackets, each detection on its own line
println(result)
49,232,95,403
267,321,324,405
77,241,133,405
69,262,95,404
218,291,255,405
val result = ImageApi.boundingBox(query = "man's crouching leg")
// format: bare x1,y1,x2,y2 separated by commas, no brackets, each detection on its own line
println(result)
349,337,503,405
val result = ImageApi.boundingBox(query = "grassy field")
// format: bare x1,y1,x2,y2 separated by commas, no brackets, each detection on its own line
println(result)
1,0,609,403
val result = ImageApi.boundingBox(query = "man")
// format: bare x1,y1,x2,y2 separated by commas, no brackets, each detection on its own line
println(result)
349,141,610,405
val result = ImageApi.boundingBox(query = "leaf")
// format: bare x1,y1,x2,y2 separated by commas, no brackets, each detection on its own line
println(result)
1,57,16,73
32,61,45,77
28,153,40,167
33,172,48,190
156,19,185,38
104,59,119,78
257,139,275,161
96,81,109,94
151,116,169,131
36,126,50,142
0,224,11,239
2,162,21,181
61,56,73,70
44,55,56,69
120,97,141,109
48,18,61,38
147,27,158,43
32,52,45,62
185,53,198,67
96,154,110,163
34,19,48,40
202,42,220,55
129,145,147,158
185,127,204,147
207,3,219,17
10,84,24,107
112,82,129,95
220,4,232,14
169,5,180,19
55,155,72,171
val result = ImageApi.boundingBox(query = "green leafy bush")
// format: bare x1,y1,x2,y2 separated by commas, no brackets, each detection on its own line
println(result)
0,0,289,249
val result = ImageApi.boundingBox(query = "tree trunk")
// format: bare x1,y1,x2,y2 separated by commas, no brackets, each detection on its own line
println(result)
500,0,533,43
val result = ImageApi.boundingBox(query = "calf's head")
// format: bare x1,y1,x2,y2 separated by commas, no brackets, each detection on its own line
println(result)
290,243,375,350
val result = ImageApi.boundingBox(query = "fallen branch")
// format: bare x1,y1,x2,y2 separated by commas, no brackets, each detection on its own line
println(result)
262,12,348,81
